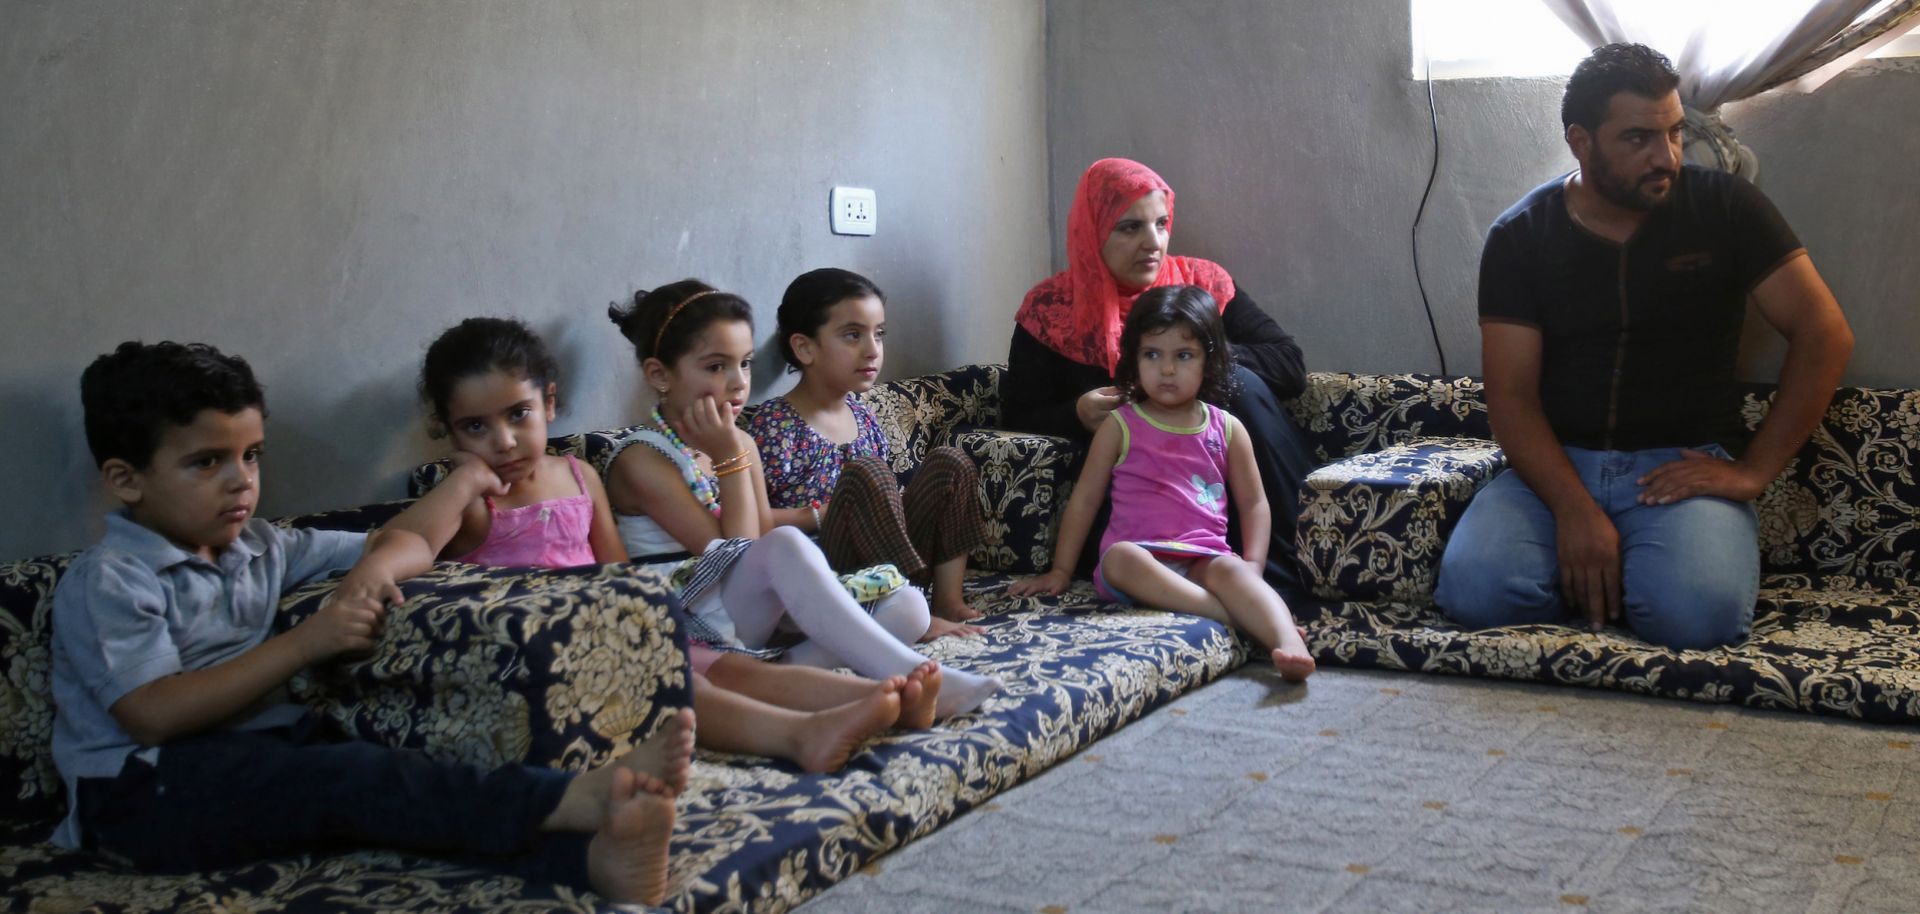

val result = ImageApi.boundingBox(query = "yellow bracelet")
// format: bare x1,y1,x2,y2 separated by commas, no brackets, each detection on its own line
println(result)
714,460,755,478
710,448,753,471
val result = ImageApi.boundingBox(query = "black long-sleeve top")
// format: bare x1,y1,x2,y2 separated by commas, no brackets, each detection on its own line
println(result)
1002,290,1307,443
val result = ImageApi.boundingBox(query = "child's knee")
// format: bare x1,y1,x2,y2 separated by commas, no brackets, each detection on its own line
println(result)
873,588,930,640
1199,554,1259,587
761,524,815,557
922,446,977,482
840,455,894,490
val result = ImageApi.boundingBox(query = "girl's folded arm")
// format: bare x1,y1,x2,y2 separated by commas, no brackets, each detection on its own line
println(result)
608,446,726,553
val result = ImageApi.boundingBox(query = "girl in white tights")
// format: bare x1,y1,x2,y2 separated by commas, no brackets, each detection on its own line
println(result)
604,280,1001,718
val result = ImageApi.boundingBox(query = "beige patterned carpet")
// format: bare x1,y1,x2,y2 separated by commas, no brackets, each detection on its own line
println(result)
799,667,1919,913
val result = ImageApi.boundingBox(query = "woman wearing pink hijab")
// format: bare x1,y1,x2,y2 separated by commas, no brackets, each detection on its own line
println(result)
1004,157,1314,593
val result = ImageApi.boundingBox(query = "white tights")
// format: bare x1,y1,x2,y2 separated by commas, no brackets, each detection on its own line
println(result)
718,527,1000,716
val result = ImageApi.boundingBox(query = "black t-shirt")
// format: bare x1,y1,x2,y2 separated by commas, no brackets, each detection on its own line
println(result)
1478,165,1804,451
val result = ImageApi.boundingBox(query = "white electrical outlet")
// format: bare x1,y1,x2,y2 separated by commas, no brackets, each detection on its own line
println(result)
830,186,877,236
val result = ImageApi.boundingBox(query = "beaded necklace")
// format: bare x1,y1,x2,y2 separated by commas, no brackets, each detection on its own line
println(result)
650,406,722,516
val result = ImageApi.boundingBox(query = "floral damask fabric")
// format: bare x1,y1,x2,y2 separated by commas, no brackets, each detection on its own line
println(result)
1283,372,1493,464
959,427,1076,575
281,562,694,774
1299,575,1920,725
1296,437,1507,603
1745,385,1920,586
0,554,66,832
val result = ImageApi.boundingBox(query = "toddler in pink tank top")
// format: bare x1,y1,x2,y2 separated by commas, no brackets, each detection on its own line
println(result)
417,318,625,567
1011,286,1316,682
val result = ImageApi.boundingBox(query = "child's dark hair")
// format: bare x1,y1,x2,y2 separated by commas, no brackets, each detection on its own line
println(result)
1115,286,1238,405
80,341,267,469
775,268,885,372
418,317,561,438
607,279,755,367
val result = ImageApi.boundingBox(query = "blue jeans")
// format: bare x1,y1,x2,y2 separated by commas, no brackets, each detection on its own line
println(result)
76,712,590,888
1434,445,1759,649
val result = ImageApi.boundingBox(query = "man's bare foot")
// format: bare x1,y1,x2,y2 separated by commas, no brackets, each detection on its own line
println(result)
897,661,942,730
617,707,696,794
586,768,675,906
920,615,985,642
795,685,900,773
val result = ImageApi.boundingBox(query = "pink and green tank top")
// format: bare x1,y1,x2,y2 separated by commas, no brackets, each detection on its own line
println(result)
1097,402,1235,560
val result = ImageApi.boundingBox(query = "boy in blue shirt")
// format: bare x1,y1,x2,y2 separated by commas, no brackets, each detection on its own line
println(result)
51,341,692,906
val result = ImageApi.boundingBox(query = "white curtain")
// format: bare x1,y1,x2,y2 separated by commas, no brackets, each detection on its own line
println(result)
1539,0,1920,177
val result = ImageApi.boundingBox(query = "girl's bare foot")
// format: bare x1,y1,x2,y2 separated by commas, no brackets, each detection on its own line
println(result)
920,615,985,642
795,685,901,773
586,768,675,906
933,596,983,622
1270,646,1316,682
1271,621,1315,682
618,707,696,794
897,661,942,730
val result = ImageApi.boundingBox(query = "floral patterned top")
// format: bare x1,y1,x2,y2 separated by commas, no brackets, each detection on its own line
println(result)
746,394,891,509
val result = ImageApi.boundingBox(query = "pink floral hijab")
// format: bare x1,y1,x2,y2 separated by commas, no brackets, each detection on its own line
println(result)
1015,158,1235,374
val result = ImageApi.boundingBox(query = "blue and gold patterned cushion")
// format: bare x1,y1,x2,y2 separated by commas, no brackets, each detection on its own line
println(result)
959,427,1078,575
1745,386,1920,587
1300,574,1920,725
0,554,67,834
281,562,693,773
1296,437,1506,603
1285,372,1492,464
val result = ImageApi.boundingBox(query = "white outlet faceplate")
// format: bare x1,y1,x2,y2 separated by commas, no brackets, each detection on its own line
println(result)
830,186,877,236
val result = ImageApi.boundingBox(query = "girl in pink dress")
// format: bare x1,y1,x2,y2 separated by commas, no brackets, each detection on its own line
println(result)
1010,287,1315,681
419,317,929,772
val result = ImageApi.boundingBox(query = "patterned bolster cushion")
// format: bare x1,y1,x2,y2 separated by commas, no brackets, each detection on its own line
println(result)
1296,437,1506,604
280,562,692,773
0,554,70,832
957,427,1080,576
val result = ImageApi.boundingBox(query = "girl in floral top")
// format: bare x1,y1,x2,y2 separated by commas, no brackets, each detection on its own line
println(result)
747,268,990,623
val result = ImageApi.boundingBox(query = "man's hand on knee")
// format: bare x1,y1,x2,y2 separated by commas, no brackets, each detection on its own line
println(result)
1555,506,1621,631
1636,450,1768,505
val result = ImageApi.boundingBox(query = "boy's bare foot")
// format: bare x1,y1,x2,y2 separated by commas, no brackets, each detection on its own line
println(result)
897,661,942,730
586,768,675,906
920,615,985,642
617,707,696,794
796,685,900,773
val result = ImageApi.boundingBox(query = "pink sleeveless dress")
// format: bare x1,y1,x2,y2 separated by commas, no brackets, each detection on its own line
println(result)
1093,403,1235,601
455,456,598,568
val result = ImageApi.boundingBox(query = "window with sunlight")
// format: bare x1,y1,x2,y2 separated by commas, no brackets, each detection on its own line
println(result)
1412,0,1920,80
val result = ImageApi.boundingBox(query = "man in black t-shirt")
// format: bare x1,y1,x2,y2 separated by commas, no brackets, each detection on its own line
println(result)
1434,44,1853,649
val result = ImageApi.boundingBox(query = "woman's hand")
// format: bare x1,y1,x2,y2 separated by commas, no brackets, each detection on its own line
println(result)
1075,386,1126,432
677,396,741,458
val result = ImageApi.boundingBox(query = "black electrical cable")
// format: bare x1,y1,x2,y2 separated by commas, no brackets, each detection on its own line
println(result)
1411,53,1451,376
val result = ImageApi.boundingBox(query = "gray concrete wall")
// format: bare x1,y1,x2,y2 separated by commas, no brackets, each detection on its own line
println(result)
1,0,1050,559
1046,0,1919,387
